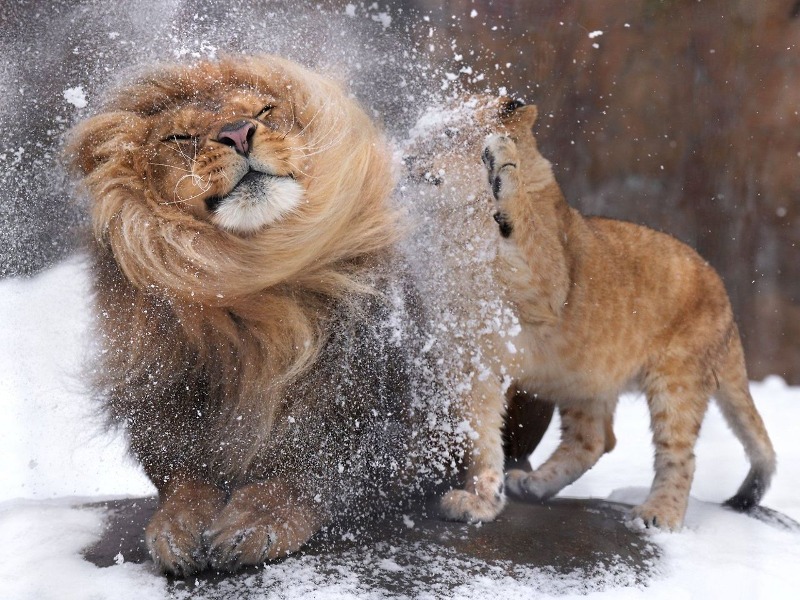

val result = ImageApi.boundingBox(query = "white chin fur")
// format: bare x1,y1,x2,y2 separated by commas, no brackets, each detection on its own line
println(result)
211,177,304,233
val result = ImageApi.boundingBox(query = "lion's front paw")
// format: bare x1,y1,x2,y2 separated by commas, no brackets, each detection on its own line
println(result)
145,484,225,576
205,481,322,572
146,509,208,576
440,471,506,523
145,509,214,577
629,499,685,531
482,134,520,238
205,510,280,571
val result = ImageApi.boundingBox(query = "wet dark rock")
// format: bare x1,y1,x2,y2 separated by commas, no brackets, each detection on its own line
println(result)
82,496,660,597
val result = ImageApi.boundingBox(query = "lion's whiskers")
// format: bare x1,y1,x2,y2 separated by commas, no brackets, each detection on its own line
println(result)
296,97,331,138
281,158,315,180
167,171,212,205
293,110,346,158
281,97,297,141
297,124,346,158
300,132,347,159
148,162,192,173
152,139,214,206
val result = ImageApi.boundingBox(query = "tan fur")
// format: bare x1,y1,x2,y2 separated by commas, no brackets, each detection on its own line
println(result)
480,104,776,529
402,97,533,523
65,55,503,576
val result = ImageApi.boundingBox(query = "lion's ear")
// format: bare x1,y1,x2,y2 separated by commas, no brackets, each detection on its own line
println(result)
64,111,146,176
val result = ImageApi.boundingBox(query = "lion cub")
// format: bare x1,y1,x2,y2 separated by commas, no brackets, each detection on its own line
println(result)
483,104,776,529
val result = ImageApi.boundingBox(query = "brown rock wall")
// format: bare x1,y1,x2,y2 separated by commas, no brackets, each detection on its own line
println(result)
399,0,800,382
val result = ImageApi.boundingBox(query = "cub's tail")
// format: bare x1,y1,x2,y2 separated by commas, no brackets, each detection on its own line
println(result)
714,326,777,512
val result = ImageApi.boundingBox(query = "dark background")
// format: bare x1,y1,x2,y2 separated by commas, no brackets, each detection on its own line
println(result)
1,0,798,382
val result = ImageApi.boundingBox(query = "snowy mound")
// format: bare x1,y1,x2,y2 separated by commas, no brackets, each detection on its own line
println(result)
2,254,799,600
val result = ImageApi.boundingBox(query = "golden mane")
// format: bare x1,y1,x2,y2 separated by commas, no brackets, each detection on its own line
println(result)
66,55,400,474
69,55,398,305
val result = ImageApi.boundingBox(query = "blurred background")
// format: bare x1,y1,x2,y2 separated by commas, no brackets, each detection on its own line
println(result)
1,0,797,382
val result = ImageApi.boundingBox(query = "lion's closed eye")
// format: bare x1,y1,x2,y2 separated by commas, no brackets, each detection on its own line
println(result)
254,105,274,119
162,133,198,144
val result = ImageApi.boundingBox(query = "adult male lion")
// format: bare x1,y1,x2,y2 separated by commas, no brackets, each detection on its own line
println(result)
66,55,512,575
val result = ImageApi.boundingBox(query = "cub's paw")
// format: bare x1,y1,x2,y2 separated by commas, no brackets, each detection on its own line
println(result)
505,469,551,501
440,471,506,523
629,500,685,531
205,481,322,572
481,134,520,238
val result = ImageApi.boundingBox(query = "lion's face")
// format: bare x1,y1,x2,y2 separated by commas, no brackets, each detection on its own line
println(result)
66,56,397,301
144,90,306,233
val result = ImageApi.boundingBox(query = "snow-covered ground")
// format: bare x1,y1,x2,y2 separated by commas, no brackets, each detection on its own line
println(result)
1,257,798,599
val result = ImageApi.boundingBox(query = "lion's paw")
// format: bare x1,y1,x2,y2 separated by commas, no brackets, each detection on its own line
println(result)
205,510,280,571
482,134,520,237
205,483,320,571
145,504,212,576
440,489,506,523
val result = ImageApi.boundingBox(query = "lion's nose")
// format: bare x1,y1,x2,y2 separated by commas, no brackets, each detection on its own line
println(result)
216,120,255,156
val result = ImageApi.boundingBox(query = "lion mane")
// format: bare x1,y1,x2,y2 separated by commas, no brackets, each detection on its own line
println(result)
69,55,396,461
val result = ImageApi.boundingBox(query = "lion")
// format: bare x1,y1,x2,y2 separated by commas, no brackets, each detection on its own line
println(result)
403,95,777,531
476,102,777,530
64,55,512,576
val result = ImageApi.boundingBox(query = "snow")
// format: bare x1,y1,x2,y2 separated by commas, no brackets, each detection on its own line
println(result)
0,501,167,600
1,1,798,596
0,257,153,501
2,258,799,599
63,86,88,109
371,12,392,30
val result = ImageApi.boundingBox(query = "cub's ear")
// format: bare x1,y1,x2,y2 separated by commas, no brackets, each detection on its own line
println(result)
498,97,538,130
64,111,146,176
498,97,526,115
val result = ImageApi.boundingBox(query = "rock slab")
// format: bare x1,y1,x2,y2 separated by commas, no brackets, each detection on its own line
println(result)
82,496,659,597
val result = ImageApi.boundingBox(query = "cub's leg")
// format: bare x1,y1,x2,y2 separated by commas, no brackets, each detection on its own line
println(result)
145,479,226,576
482,131,571,326
440,376,508,523
205,478,324,571
481,134,520,239
633,368,710,530
507,400,616,500
504,383,556,469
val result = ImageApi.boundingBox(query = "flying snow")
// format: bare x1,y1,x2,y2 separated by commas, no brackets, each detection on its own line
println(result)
63,86,87,109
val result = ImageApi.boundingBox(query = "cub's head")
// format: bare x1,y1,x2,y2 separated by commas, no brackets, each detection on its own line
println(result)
66,55,396,301
404,95,539,185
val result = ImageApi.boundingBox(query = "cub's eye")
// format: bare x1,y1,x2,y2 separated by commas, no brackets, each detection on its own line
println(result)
255,104,274,118
161,133,197,144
